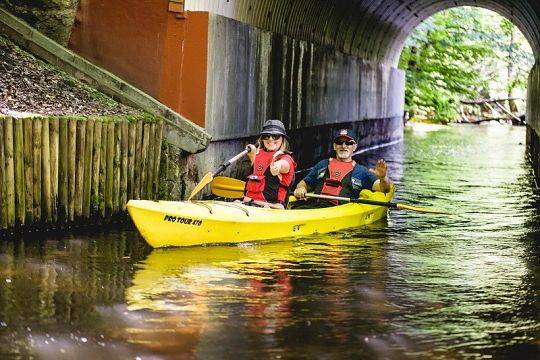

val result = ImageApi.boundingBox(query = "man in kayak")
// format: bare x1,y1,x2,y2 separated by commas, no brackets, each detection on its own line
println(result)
293,129,392,207
243,120,297,209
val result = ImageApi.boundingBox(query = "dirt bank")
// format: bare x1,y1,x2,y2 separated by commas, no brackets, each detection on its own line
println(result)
0,34,140,117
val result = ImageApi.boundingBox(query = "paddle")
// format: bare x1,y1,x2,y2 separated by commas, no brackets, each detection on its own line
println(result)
304,193,447,214
211,176,447,214
187,149,250,201
211,176,246,199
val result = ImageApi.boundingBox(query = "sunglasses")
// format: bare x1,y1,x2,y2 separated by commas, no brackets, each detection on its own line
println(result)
261,134,282,140
334,139,356,146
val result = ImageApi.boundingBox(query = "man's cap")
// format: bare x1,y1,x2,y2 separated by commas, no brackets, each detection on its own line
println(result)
260,119,288,138
333,129,355,142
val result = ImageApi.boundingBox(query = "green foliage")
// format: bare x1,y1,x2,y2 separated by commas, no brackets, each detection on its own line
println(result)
399,7,534,123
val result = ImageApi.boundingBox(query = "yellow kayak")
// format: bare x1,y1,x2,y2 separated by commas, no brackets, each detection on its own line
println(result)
127,189,394,248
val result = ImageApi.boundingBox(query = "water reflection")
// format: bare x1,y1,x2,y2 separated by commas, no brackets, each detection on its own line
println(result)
0,230,150,358
0,124,538,359
121,232,399,358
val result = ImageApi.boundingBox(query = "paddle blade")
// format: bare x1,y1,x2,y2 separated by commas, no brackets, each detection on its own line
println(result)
213,176,246,189
187,172,214,201
210,176,245,199
396,203,448,214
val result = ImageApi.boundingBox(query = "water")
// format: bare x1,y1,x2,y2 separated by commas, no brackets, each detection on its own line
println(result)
0,124,538,359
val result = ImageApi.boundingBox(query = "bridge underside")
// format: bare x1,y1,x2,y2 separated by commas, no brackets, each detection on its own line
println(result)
189,0,540,179
186,0,540,66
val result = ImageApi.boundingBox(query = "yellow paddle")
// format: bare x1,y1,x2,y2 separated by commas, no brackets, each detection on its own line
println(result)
210,176,448,214
187,149,250,201
211,176,246,199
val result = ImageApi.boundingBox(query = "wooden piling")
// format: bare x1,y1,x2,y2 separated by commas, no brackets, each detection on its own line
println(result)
106,122,114,216
91,121,102,214
113,122,121,212
23,118,33,223
99,121,108,217
146,123,155,199
152,121,163,198
0,115,165,230
68,119,76,221
58,119,68,221
74,121,85,218
49,118,59,222
76,121,88,218
32,119,42,221
14,118,25,225
127,122,136,201
120,122,128,209
0,118,7,229
140,123,150,199
133,121,143,200
5,117,15,227
83,120,94,218
41,118,52,222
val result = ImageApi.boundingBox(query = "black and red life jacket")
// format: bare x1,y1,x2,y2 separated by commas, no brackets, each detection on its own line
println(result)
315,158,356,204
245,150,295,204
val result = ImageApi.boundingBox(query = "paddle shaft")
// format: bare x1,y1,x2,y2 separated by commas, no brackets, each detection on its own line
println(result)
212,150,249,177
210,177,446,214
188,149,250,200
305,193,447,214
305,193,398,209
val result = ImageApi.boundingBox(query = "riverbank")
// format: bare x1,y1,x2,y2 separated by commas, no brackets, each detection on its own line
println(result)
405,121,447,132
406,119,523,133
0,34,140,117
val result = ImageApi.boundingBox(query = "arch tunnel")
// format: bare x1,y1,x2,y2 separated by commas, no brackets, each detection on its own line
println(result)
4,0,540,190
178,0,540,175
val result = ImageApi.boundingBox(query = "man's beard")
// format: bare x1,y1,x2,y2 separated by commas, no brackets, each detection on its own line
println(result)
336,150,350,160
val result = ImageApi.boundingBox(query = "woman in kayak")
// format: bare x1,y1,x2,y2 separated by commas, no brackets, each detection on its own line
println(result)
243,120,296,209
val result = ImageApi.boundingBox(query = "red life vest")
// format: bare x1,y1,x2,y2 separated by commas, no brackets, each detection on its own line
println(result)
320,159,355,202
245,150,295,204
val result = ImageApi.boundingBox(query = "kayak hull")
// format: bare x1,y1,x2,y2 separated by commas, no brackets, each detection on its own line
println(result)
127,190,393,248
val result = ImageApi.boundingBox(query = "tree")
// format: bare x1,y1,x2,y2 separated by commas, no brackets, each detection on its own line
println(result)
399,7,533,123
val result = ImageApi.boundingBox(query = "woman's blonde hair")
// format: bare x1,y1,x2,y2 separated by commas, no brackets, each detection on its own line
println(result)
256,135,291,153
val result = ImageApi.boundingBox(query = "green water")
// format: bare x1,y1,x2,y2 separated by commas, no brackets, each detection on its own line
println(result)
0,124,538,359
